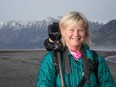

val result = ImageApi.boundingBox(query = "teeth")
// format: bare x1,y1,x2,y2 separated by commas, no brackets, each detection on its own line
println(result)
75,38,79,39
72,38,80,40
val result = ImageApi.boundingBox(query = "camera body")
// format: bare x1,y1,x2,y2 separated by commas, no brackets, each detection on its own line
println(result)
48,22,61,41
44,22,62,51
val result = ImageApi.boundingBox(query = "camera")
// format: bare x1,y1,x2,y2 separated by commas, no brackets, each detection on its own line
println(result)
48,22,61,41
44,22,62,51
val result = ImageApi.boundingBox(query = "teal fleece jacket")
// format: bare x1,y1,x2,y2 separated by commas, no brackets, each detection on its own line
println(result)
37,46,116,87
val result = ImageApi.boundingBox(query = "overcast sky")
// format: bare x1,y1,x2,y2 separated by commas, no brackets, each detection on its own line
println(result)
0,0,116,23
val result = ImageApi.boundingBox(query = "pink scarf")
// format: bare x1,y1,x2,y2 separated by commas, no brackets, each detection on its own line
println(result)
69,49,82,60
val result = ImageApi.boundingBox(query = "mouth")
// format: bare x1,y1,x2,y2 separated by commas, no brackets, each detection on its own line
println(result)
72,37,80,41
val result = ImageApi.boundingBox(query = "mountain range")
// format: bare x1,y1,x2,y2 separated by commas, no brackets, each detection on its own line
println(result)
0,17,116,50
92,20,116,50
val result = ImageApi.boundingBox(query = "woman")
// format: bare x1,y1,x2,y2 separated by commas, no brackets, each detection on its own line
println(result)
37,11,115,87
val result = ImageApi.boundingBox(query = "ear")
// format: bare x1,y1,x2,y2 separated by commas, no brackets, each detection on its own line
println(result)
60,28,65,37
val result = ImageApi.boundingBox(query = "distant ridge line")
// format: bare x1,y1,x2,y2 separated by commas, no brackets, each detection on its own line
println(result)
0,49,46,52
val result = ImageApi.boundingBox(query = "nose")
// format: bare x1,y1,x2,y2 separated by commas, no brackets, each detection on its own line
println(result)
74,30,80,36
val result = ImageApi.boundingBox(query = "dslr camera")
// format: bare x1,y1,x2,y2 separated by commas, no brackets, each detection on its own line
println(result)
44,22,63,51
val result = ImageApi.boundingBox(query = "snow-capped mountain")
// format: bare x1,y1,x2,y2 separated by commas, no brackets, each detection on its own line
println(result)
0,17,115,49
0,17,60,49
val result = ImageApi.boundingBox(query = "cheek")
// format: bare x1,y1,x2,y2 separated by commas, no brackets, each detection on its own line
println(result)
61,31,70,41
61,30,69,37
64,32,72,39
82,32,86,38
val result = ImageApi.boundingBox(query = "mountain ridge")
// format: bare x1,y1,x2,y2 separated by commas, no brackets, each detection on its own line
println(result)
0,18,115,49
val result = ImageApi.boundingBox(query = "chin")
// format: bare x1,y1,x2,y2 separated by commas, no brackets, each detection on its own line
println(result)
73,43,82,47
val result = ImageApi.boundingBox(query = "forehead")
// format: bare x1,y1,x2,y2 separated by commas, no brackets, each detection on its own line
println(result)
67,20,85,29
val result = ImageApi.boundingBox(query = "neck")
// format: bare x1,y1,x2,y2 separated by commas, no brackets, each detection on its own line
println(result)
67,45,82,52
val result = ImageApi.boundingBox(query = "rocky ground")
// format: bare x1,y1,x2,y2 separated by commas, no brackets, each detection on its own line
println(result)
0,50,116,87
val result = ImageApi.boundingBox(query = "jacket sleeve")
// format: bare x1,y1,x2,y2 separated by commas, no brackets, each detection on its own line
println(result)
98,55,116,87
36,52,56,87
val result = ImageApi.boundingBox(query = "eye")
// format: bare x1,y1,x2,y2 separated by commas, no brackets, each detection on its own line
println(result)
78,29,85,32
69,29,74,32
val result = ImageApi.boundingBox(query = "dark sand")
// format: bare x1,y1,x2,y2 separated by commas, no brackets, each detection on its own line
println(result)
0,50,116,87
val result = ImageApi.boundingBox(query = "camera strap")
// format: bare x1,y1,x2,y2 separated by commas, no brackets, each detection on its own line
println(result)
77,45,91,87
53,47,71,75
77,45,99,87
64,47,71,74
53,45,99,87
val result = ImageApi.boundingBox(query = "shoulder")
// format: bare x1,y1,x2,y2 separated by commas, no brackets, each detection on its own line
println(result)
39,51,55,72
39,51,54,68
84,45,105,63
41,51,53,63
88,50,108,70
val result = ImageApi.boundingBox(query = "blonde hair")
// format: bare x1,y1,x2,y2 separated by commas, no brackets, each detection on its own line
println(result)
59,11,91,47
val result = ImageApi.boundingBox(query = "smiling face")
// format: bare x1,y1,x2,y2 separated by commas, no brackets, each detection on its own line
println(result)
61,20,86,51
